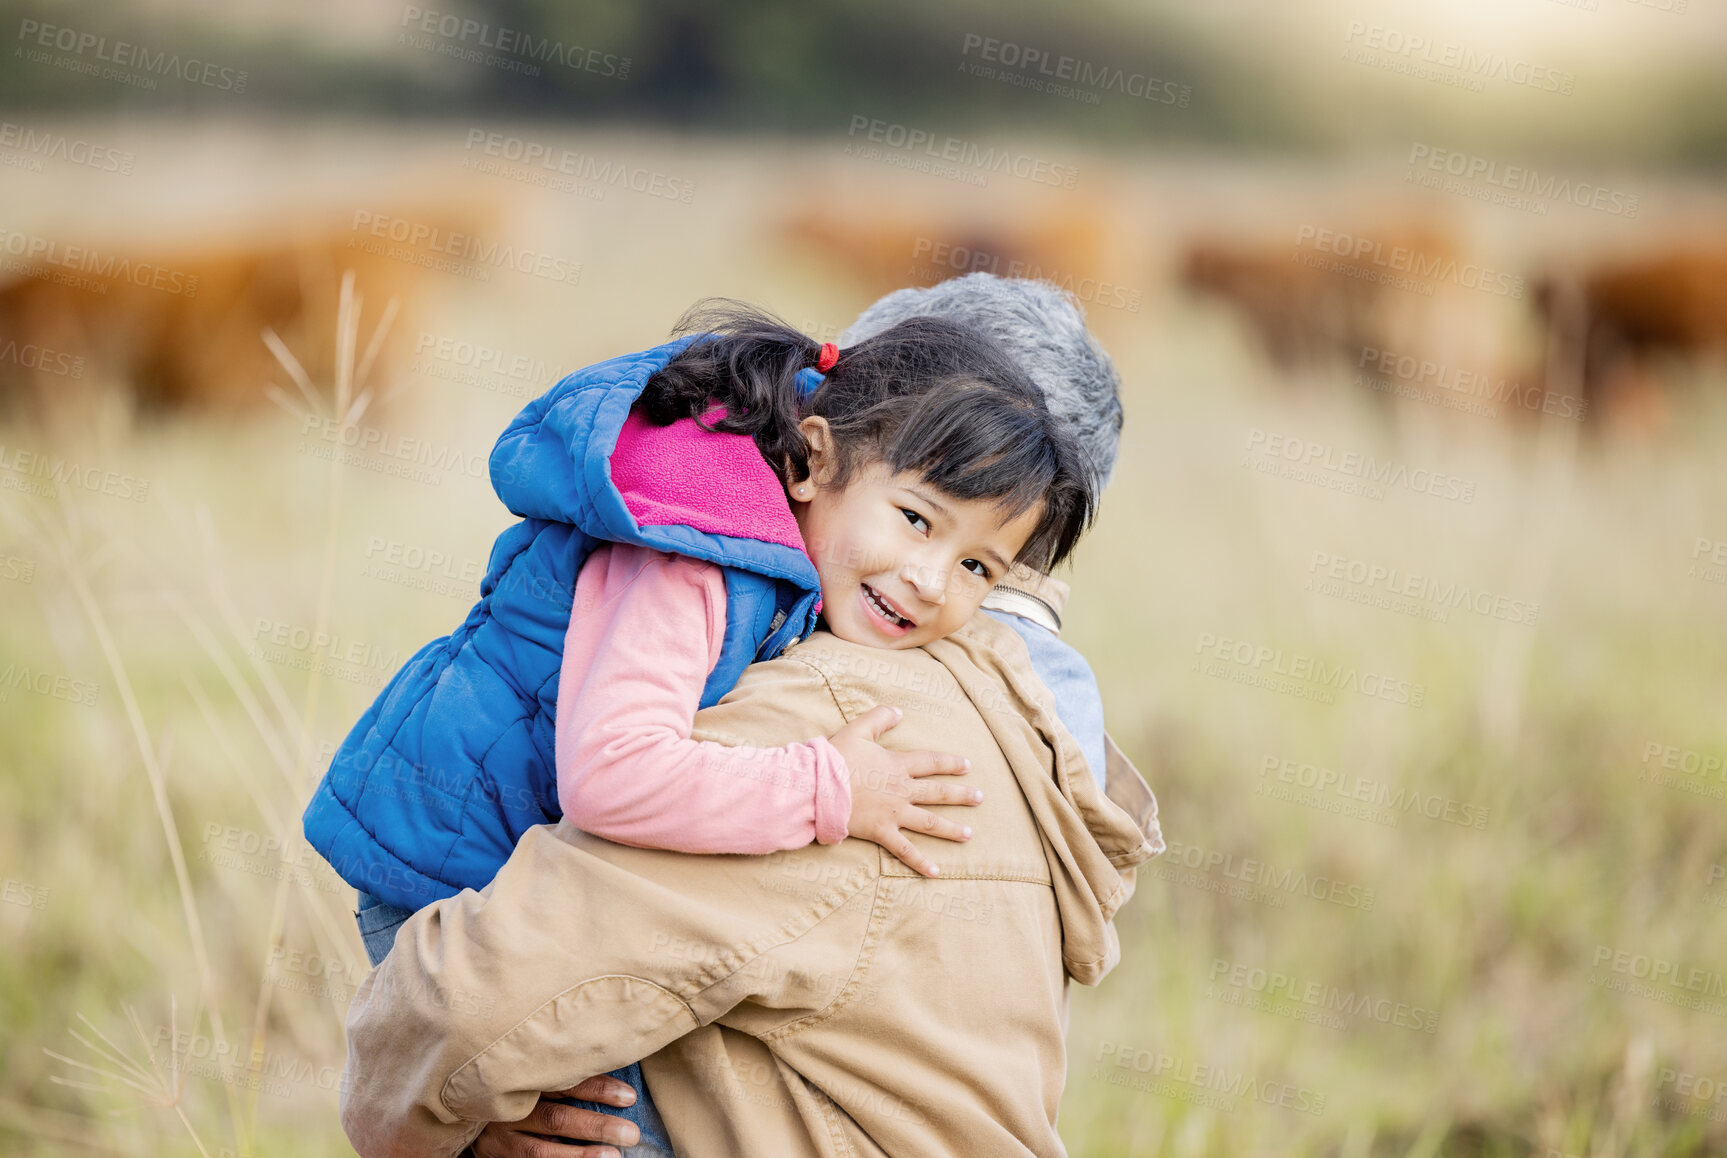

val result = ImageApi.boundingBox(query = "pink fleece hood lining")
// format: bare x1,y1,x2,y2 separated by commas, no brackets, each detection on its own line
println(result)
609,404,811,559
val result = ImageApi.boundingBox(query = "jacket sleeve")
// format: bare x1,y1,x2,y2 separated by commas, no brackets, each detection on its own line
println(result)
556,543,852,850
340,655,869,1158
339,825,703,1158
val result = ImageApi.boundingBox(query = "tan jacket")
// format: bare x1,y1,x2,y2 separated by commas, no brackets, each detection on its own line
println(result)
341,611,1163,1158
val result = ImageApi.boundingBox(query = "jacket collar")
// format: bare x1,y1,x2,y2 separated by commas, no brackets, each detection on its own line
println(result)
980,563,1072,634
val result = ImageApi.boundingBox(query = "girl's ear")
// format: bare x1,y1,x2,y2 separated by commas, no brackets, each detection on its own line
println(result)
796,415,838,490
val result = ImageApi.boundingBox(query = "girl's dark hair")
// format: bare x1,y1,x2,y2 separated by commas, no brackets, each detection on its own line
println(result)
639,300,1096,573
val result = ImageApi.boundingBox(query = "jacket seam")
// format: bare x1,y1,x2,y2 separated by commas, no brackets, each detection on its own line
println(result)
878,867,1054,884
782,650,866,723
671,865,877,1007
761,873,891,1042
438,974,696,1116
766,651,857,844
1107,843,1155,868
809,1076,861,1158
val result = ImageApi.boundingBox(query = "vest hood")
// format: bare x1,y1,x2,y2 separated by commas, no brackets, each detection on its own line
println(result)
489,336,819,595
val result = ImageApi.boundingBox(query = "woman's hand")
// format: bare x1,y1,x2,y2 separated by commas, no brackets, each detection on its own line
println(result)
828,704,982,877
470,1075,640,1158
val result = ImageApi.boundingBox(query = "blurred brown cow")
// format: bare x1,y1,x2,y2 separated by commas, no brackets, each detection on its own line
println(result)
1533,251,1727,431
779,197,1132,314
0,204,495,418
1179,224,1475,374
1182,239,1363,369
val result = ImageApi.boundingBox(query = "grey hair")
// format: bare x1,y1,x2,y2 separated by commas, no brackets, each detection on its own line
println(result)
841,273,1124,493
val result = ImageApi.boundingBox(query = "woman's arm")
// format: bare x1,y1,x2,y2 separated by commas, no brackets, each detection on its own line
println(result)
555,542,852,852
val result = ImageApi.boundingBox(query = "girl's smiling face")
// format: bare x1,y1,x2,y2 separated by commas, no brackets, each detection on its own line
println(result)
788,417,1046,650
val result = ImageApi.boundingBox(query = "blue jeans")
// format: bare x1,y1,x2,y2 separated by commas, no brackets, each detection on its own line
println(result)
355,891,675,1156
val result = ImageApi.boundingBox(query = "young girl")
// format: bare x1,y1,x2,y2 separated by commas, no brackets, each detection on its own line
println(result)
304,302,1094,1152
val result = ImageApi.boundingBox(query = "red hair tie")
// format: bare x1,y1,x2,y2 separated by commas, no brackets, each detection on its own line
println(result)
815,342,839,373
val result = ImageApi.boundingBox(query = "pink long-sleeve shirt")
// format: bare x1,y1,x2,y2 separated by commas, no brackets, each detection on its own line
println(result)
554,541,852,853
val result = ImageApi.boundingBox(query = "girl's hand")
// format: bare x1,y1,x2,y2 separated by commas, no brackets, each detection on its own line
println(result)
828,705,981,877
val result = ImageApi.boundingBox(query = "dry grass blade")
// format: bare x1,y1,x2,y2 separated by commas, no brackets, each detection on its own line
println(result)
42,1051,160,1100
333,271,358,417
43,1003,218,1158
353,295,401,399
182,671,287,839
193,504,312,760
108,542,301,795
261,328,322,415
27,504,251,1146
137,996,187,1103
68,1021,154,1088
238,269,384,1128
263,384,309,422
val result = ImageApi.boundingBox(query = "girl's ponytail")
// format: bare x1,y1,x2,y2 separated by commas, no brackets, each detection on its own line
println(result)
638,301,827,484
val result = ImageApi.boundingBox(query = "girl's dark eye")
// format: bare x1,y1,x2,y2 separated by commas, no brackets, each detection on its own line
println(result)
901,508,929,534
962,559,991,579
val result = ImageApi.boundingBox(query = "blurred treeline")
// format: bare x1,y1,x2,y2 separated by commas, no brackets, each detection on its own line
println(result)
2,0,1726,163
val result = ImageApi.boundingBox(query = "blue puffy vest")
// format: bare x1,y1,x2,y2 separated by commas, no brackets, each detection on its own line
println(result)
303,337,824,910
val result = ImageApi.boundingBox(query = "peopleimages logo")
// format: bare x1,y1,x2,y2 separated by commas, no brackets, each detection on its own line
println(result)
461,130,696,203
0,441,151,502
1593,944,1727,1000
1406,143,1638,218
1341,21,1576,95
909,238,1141,313
1160,838,1377,910
414,331,553,383
1636,740,1726,802
1092,1041,1327,1116
0,121,134,174
1258,755,1490,830
398,6,629,79
151,1027,346,1097
1245,428,1478,504
1307,549,1539,627
957,33,1191,107
0,228,200,298
348,210,582,287
1654,1065,1727,1126
1357,345,1586,421
844,115,1079,189
1294,226,1523,299
0,663,99,707
1693,537,1727,585
249,617,401,672
15,18,249,92
1196,629,1426,708
0,339,84,378
1208,958,1440,1033
297,412,487,482
410,331,558,402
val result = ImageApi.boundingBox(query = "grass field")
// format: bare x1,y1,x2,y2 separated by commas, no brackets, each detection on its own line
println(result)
2,127,1725,1157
